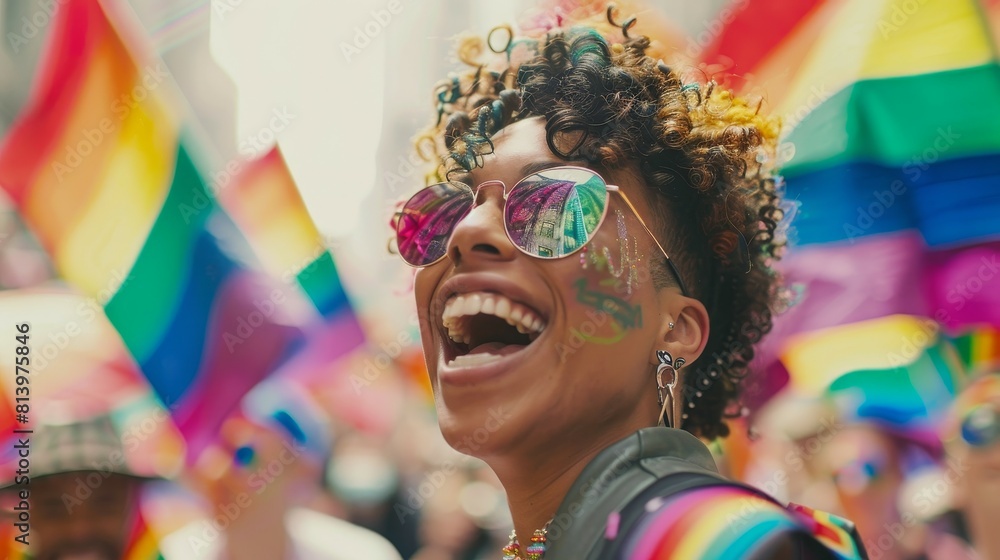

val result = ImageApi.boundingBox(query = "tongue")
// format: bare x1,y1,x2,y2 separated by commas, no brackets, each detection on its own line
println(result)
467,341,525,356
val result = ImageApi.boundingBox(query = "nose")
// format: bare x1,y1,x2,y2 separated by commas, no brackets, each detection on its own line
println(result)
446,181,517,267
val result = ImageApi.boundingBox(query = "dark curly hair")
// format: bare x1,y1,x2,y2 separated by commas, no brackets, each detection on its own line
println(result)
414,9,787,440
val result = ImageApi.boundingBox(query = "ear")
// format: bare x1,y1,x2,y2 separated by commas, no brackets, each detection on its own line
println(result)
652,288,710,368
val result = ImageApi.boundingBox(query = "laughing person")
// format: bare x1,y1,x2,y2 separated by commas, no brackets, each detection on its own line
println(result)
390,7,867,560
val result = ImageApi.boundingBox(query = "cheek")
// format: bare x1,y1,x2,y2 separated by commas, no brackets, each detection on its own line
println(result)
413,268,443,341
553,216,650,346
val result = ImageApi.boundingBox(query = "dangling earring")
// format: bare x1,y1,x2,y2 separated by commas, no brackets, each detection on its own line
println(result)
655,350,686,429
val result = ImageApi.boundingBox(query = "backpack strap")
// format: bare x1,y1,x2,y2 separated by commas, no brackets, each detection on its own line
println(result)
601,480,869,559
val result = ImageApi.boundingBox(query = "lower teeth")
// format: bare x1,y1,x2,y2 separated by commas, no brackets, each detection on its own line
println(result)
447,353,505,368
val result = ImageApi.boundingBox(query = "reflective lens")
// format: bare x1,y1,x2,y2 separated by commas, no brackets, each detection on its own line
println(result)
505,168,609,258
961,404,1000,448
395,167,611,266
396,182,474,266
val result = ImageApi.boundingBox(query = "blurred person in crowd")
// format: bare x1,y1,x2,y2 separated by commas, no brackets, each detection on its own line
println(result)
796,422,924,560
324,430,420,558
409,466,501,560
389,4,866,558
0,414,152,560
751,395,922,560
934,373,1000,559
751,387,993,560
161,416,402,560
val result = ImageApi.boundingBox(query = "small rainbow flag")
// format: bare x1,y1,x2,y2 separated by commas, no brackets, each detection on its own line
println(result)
218,146,367,392
787,503,867,560
950,325,1000,374
124,507,165,560
219,147,353,319
0,520,30,559
779,315,969,448
0,0,363,458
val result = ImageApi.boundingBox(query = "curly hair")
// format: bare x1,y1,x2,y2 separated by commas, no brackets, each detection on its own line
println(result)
415,9,787,440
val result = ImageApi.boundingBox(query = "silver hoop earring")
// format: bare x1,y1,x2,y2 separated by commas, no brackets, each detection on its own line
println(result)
655,350,686,429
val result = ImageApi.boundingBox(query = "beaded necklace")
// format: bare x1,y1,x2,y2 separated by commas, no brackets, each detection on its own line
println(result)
501,525,549,560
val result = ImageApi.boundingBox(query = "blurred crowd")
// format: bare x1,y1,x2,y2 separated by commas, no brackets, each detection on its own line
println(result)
0,286,997,559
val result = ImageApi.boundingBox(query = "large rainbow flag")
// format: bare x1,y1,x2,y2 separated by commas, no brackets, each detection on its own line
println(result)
700,0,1000,406
0,0,364,458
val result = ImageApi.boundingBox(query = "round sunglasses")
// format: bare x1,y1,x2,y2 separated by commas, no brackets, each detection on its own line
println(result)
393,165,690,295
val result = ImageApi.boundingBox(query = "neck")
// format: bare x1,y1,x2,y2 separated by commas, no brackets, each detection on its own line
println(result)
488,424,643,547
499,453,589,544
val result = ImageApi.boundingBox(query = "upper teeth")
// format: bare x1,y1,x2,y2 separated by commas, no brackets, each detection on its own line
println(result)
442,292,546,344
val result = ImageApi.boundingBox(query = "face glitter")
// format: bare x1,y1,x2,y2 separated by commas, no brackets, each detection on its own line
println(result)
583,210,643,296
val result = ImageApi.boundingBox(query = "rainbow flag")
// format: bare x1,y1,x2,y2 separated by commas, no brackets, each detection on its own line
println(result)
124,508,165,560
219,147,353,318
0,518,30,559
950,325,1000,373
989,0,1000,46
701,0,1000,405
0,0,362,458
219,147,367,390
778,315,969,449
786,504,867,560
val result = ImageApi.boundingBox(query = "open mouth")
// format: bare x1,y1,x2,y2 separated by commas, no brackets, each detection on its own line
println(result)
441,291,547,368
